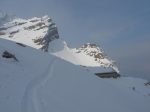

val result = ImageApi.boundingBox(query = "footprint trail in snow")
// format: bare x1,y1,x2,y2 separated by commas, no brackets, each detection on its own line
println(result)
21,58,57,112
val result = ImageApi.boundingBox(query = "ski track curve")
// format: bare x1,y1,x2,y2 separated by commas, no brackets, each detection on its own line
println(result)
21,58,57,112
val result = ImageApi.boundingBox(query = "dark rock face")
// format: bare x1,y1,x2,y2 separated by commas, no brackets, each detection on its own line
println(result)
10,30,19,35
144,82,150,86
95,72,120,78
28,17,60,52
32,25,59,52
0,15,60,52
41,26,59,52
76,43,106,60
24,22,46,30
16,42,26,47
2,51,18,61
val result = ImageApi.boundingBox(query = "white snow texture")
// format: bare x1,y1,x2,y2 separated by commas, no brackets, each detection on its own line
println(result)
0,16,150,112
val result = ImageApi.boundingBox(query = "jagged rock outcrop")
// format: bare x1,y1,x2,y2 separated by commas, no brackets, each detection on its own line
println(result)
2,50,18,61
73,43,119,73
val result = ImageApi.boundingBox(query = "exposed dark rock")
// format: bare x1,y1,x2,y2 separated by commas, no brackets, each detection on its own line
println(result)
24,22,45,30
16,43,26,47
17,22,27,25
40,26,59,52
10,30,19,35
132,87,135,91
80,65,86,67
94,53,105,59
76,43,105,60
36,22,45,27
2,51,18,61
33,37,43,45
95,72,120,78
35,25,48,30
47,18,52,22
0,16,59,53
24,25,36,30
48,23,55,27
144,82,150,86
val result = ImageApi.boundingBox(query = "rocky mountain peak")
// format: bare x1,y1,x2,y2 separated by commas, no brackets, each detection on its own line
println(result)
74,43,119,73
0,15,59,52
75,43,105,59
0,15,119,73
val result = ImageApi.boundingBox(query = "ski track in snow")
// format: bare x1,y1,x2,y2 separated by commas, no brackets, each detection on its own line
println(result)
21,58,57,112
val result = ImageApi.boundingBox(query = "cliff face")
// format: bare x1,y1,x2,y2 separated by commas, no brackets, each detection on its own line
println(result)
0,15,59,51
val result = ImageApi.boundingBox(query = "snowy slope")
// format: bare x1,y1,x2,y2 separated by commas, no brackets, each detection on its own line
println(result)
0,16,119,73
0,38,150,112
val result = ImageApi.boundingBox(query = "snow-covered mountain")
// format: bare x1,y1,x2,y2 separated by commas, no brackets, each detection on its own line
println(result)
0,15,59,51
0,16,119,73
0,15,150,112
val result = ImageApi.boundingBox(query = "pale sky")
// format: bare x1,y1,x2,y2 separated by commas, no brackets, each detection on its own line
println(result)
0,0,150,80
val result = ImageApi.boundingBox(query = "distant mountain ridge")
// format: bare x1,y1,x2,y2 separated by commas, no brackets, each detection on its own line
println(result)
0,15,59,51
0,15,119,73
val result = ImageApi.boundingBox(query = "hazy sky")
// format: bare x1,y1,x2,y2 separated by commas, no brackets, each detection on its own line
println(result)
0,0,150,80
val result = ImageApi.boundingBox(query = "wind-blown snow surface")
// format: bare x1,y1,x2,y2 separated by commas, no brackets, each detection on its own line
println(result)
0,38,150,112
